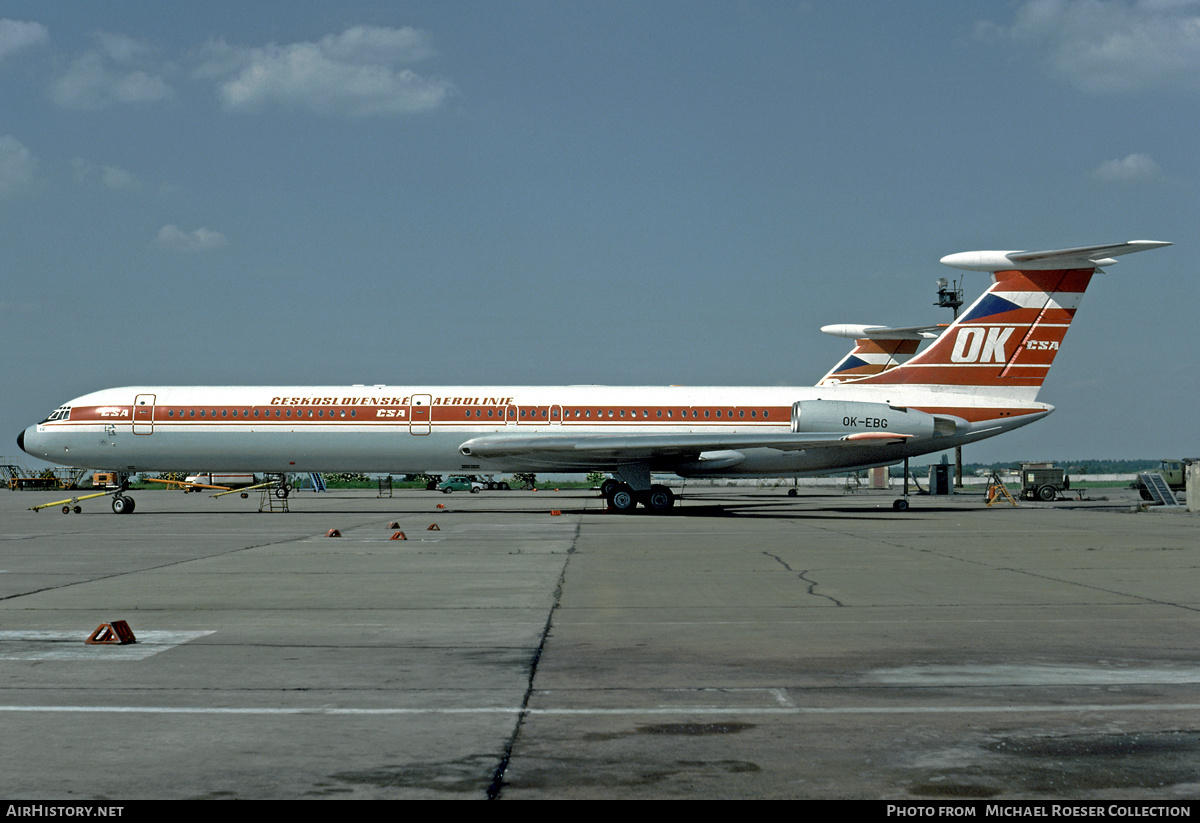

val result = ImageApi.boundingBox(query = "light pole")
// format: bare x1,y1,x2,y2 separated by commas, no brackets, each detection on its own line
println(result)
936,277,964,488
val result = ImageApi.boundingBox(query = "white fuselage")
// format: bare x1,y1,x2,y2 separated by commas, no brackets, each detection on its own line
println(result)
18,383,1049,478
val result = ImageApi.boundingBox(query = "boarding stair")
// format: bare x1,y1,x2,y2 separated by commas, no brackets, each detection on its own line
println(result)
1137,472,1180,507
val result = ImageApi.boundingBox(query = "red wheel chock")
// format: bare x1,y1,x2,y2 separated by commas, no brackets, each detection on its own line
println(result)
87,620,136,645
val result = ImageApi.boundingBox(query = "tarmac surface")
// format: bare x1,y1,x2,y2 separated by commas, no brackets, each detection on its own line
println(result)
0,484,1197,800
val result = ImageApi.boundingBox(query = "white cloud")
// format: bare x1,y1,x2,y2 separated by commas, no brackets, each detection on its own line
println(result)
71,157,140,189
100,165,139,189
154,224,227,252
197,25,452,116
50,32,173,109
0,135,37,199
0,19,48,61
986,0,1200,92
1093,152,1163,181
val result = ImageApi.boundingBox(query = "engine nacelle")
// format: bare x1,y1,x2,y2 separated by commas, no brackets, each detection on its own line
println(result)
792,399,956,439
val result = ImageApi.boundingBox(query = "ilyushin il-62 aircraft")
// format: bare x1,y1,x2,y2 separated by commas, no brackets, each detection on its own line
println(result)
18,240,1170,514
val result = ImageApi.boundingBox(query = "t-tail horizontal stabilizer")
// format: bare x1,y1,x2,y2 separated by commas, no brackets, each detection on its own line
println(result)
940,240,1171,272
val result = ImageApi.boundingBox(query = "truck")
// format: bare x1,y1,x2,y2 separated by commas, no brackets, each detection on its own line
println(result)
1130,459,1195,500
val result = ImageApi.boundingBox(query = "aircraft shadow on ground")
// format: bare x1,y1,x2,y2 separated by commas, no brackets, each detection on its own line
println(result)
68,491,965,520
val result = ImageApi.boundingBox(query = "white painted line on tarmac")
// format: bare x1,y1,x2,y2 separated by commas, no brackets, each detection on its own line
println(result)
0,703,1196,716
0,630,215,661
867,664,1200,686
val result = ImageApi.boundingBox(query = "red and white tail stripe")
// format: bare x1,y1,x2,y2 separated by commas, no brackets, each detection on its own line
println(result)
817,337,920,385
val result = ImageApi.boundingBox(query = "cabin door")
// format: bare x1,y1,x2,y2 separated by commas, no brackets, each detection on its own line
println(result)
409,394,432,435
132,394,156,435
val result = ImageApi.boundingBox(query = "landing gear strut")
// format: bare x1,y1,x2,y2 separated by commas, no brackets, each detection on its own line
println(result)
892,457,911,512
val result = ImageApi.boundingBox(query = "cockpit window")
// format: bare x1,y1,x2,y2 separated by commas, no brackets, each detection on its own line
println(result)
42,406,71,423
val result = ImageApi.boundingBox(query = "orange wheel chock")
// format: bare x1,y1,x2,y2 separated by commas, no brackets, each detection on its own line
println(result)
550,510,562,516
427,523,440,531
390,531,407,540
325,529,341,537
86,620,136,645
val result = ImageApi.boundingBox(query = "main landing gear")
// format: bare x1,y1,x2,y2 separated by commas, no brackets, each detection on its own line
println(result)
600,478,675,514
892,456,912,512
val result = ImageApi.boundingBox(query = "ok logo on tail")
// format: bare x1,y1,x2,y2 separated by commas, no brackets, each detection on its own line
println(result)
949,326,1015,363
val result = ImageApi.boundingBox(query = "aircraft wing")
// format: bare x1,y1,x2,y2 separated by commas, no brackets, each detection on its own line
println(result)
458,431,910,464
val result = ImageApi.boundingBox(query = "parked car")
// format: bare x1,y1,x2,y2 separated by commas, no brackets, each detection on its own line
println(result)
437,475,484,494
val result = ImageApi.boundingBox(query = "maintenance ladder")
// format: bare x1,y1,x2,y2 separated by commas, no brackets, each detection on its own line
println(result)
985,473,1018,507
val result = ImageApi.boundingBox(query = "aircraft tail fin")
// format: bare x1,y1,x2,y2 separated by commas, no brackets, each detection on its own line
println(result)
816,325,939,386
852,241,1170,397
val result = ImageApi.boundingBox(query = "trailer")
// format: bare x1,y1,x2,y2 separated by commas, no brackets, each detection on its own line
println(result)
1018,462,1070,501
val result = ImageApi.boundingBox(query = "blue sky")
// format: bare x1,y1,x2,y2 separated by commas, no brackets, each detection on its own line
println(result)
2,1,1195,467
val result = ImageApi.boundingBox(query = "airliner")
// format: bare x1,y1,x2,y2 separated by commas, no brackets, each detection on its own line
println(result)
17,240,1170,514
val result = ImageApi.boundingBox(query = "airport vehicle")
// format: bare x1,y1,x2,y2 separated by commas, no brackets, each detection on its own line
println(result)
1130,459,1194,500
1017,462,1070,501
17,240,1171,514
438,475,484,494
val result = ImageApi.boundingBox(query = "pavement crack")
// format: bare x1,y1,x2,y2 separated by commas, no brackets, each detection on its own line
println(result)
797,570,845,606
486,519,580,800
764,551,844,606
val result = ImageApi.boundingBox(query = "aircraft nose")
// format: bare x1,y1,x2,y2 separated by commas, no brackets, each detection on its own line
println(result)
17,426,37,457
